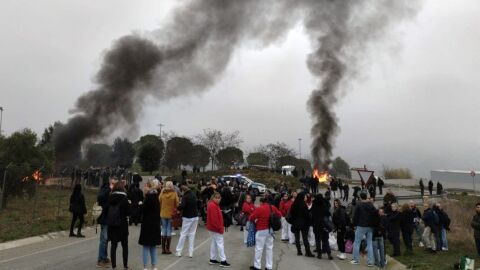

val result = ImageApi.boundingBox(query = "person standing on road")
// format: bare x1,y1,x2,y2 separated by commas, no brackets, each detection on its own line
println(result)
372,207,387,268
138,180,161,270
96,178,116,268
242,194,256,244
248,196,282,270
69,183,87,238
330,178,338,199
289,192,315,257
159,181,180,255
279,192,291,242
400,203,414,253
127,182,144,226
343,182,350,202
419,179,425,197
351,192,375,266
333,199,349,260
471,202,480,256
175,182,200,258
107,181,131,270
312,194,333,260
207,192,231,267
287,191,297,245
377,177,384,195
428,180,434,195
387,203,402,256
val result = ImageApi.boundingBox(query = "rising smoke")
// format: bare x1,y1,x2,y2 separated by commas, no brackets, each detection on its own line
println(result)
54,0,419,168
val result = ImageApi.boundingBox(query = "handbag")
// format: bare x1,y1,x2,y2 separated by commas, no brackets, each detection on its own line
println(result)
345,240,353,254
234,212,247,226
328,232,338,251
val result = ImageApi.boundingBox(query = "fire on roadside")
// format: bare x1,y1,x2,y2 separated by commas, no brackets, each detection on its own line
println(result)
313,168,329,183
21,170,43,182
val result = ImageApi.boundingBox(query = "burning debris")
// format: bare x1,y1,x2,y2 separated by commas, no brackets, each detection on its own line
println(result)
312,168,329,183
54,1,420,166
22,170,43,182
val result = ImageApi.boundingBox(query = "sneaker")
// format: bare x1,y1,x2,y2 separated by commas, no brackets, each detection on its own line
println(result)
188,253,193,258
96,261,107,268
171,232,177,236
337,253,347,260
249,267,260,270
350,260,359,265
209,260,220,265
219,261,231,268
367,263,374,267
175,252,181,257
419,242,424,247
442,247,448,251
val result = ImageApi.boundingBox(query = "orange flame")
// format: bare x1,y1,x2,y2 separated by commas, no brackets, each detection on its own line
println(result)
32,170,42,181
313,169,329,183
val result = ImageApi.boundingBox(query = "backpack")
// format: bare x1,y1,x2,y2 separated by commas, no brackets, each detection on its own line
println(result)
269,205,282,231
106,204,122,227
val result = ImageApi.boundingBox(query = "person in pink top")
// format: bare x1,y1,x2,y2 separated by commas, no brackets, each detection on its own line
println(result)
248,196,282,270
242,194,256,244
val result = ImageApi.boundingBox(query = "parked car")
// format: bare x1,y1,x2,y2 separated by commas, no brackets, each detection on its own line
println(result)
249,182,266,195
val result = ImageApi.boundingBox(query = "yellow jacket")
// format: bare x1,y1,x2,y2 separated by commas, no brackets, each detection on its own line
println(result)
159,190,179,219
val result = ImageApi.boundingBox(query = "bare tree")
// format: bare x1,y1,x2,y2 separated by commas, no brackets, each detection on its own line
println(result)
195,129,242,170
256,142,296,169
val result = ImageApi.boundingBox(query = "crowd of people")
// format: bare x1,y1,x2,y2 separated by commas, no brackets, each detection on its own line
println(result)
66,174,480,270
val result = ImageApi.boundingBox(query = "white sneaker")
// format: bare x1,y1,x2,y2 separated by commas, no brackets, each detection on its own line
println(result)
442,247,448,251
175,252,181,257
419,242,424,247
350,260,359,265
337,253,347,260
171,232,177,236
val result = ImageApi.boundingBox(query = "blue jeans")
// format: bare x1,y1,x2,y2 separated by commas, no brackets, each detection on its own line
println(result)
142,245,158,266
162,218,172,236
372,237,385,268
97,225,108,261
353,226,374,264
441,228,448,249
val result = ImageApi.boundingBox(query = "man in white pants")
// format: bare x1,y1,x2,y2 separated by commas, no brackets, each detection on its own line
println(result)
207,192,231,267
175,183,199,257
248,196,282,270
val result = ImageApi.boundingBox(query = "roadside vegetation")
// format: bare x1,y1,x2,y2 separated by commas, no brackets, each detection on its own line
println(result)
383,167,413,179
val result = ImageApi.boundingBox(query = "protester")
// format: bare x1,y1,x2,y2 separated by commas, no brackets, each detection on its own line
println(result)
419,179,425,196
69,183,87,238
96,178,113,268
409,201,424,247
159,181,180,254
383,190,397,214
107,181,131,270
287,191,298,245
372,207,387,268
351,192,375,266
242,194,256,244
175,182,200,258
138,180,161,270
422,201,441,252
305,193,316,248
471,202,480,256
387,203,402,256
436,203,450,251
312,194,333,260
248,195,282,270
330,178,338,199
289,192,314,257
207,192,231,267
343,183,350,202
428,180,434,196
332,198,349,260
400,203,414,253
127,182,144,226
437,182,443,195
279,193,291,242
377,177,384,195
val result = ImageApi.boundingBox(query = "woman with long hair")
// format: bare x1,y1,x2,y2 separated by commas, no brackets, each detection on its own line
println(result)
69,183,87,237
241,194,256,244
138,180,161,270
311,194,333,260
332,198,350,260
159,181,179,254
289,192,314,257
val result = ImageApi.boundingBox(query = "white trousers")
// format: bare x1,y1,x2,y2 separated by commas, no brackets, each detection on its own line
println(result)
209,231,227,262
281,217,289,240
288,223,295,244
254,229,274,269
176,217,199,256
308,226,315,247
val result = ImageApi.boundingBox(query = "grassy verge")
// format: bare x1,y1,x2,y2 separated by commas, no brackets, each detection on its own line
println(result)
0,185,97,243
387,194,478,269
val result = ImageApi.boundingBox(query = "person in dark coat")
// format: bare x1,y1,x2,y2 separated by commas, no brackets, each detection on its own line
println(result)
107,181,131,270
138,180,161,270
372,207,387,268
377,177,384,195
96,180,112,268
333,199,349,260
219,184,234,230
352,186,361,200
436,203,450,251
69,183,87,237
311,194,333,260
400,203,414,252
289,193,314,257
436,182,443,195
128,182,144,226
419,179,425,196
343,183,350,202
387,203,401,256
428,180,434,195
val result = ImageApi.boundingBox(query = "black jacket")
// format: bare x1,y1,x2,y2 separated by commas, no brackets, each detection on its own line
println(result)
97,184,110,225
107,191,130,242
400,209,415,233
353,201,376,227
178,189,199,218
387,211,401,233
311,200,329,232
373,213,387,238
139,191,161,246
69,193,87,215
333,206,350,229
290,202,310,232
437,208,450,230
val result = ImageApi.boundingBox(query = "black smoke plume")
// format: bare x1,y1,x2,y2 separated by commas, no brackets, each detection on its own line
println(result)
54,0,419,167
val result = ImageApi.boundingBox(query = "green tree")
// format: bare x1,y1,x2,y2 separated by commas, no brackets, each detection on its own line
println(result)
111,137,135,168
190,145,210,171
246,152,269,166
331,157,351,178
85,143,112,166
138,143,161,174
164,137,194,169
134,134,164,155
216,147,244,169
0,129,51,209
258,142,295,169
277,155,297,168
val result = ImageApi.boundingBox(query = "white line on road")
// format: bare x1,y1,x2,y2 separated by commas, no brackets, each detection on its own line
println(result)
330,260,342,270
0,236,96,264
163,236,211,270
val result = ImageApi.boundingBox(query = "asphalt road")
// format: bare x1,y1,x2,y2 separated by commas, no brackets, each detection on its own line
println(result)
0,221,381,270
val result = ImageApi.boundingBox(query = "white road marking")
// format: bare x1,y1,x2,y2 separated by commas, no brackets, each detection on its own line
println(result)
163,236,211,270
331,260,342,270
0,236,96,264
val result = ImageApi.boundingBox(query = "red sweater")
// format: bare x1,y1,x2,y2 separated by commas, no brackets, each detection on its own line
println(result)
249,203,282,231
207,200,224,234
242,202,256,216
279,199,293,217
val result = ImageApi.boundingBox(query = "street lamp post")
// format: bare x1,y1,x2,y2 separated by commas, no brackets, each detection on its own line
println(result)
157,123,164,139
298,138,302,159
0,163,13,210
0,107,4,137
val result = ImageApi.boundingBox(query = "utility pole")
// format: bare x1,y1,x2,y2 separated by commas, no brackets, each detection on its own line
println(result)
157,123,164,139
0,163,13,210
298,138,302,159
0,107,4,137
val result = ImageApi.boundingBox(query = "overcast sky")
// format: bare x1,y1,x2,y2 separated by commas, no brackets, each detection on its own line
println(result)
1,0,479,177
